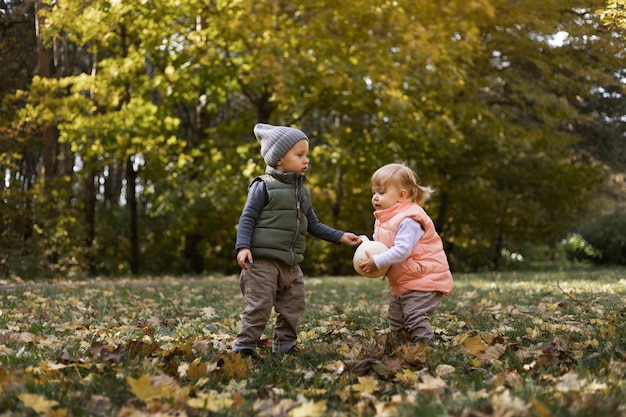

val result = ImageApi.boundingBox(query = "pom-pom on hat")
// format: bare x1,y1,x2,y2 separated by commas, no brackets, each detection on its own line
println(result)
254,123,309,167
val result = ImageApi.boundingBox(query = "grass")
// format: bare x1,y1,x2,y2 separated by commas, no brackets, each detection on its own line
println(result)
0,269,625,416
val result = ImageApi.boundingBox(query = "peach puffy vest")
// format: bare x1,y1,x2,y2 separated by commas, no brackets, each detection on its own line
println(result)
374,200,453,296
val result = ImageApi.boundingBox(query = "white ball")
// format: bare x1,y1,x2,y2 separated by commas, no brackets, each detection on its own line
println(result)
353,236,389,278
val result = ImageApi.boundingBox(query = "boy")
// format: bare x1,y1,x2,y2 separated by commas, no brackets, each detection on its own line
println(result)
234,123,361,361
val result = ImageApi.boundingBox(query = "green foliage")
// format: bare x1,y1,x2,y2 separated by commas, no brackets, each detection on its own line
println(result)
1,0,624,277
561,233,603,263
597,0,626,31
580,211,626,265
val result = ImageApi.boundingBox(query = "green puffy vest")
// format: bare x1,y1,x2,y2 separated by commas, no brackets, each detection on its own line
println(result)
250,168,311,265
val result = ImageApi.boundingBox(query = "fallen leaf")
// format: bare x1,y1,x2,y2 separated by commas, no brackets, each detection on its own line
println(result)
220,352,250,379
435,364,456,377
371,360,396,379
289,400,327,417
555,372,585,392
324,360,345,374
396,368,419,387
352,376,379,394
186,357,208,379
16,332,36,344
479,343,506,364
88,395,111,416
397,344,428,366
463,335,488,356
18,393,59,414
417,374,446,396
344,358,374,376
127,374,161,402
491,389,529,414
187,390,234,412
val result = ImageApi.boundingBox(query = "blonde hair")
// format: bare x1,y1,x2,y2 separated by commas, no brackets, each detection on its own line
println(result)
371,163,434,206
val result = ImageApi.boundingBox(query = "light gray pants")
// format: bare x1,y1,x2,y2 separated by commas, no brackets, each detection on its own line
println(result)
233,258,305,353
387,290,442,342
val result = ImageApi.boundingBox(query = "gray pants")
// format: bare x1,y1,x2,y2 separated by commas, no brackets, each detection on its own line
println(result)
387,290,442,342
233,258,305,353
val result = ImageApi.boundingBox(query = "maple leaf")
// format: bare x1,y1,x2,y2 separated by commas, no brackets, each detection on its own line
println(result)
219,352,250,379
352,376,379,394
344,358,374,376
396,368,419,387
463,335,488,356
397,344,429,366
184,357,208,379
417,374,446,396
478,343,506,364
18,393,59,414
127,374,162,402
289,400,327,417
382,355,405,372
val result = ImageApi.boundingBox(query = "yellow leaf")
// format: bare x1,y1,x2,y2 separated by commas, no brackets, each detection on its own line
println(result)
352,376,379,394
18,393,59,414
396,368,419,386
532,399,553,417
324,360,345,374
127,374,161,402
187,390,234,412
469,358,482,367
221,353,250,379
462,335,487,356
186,357,208,379
289,400,327,417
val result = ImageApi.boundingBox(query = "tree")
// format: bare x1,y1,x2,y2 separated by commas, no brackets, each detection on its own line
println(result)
3,0,624,278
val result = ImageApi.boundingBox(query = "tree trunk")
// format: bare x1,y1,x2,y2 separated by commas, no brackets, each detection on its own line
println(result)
126,157,139,275
85,169,97,275
435,190,449,236
35,0,56,181
184,233,204,273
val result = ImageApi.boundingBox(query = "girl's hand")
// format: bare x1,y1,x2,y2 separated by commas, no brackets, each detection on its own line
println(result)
358,251,378,274
237,248,253,270
340,232,362,246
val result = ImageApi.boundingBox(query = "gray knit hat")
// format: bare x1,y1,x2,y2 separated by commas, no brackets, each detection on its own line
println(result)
253,123,309,167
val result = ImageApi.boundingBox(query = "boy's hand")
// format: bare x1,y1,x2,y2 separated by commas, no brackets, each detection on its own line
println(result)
237,248,253,270
340,232,362,246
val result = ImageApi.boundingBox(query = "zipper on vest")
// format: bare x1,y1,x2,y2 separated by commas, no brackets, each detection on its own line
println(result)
290,176,304,265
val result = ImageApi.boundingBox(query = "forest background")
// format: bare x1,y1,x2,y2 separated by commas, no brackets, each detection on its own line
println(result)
1,0,625,279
